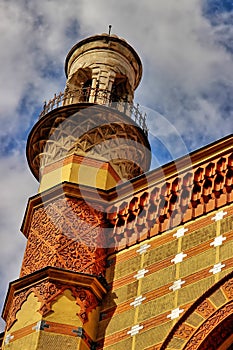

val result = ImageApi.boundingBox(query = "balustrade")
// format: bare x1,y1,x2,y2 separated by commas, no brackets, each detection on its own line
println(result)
39,87,148,135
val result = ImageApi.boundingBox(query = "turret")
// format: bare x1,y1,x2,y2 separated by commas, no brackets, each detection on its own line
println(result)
1,33,151,350
27,33,151,192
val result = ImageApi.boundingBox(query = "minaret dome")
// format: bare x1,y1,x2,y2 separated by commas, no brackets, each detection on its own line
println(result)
64,33,142,105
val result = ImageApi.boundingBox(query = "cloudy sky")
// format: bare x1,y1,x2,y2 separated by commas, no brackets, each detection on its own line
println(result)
0,0,232,331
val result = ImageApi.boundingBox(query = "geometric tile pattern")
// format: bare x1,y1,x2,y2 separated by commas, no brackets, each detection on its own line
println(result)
209,262,226,274
167,307,184,320
210,235,226,247
127,324,144,336
171,252,187,264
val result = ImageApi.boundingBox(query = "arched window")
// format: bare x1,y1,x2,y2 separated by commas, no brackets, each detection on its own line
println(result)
65,68,92,102
82,78,92,101
111,76,129,103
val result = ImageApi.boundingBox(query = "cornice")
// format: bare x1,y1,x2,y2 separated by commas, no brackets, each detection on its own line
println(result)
22,134,233,241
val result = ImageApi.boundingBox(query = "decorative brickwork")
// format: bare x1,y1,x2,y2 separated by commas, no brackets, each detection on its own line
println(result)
222,278,233,299
195,314,233,349
173,323,195,339
161,271,233,350
27,104,150,182
97,202,233,348
24,137,233,255
106,146,233,251
20,197,106,277
185,302,233,350
69,122,150,180
3,31,233,350
196,300,215,318
6,280,99,330
6,290,29,330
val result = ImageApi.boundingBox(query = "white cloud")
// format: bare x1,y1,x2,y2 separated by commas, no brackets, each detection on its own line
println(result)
0,0,232,331
1,0,232,143
0,150,37,330
76,0,233,147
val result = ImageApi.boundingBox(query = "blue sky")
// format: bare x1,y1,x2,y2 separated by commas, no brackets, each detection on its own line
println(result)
0,0,232,331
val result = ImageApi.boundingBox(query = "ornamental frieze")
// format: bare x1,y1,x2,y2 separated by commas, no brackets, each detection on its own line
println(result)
161,272,233,350
20,197,106,277
174,323,195,339
222,279,233,300
196,300,216,318
185,302,233,350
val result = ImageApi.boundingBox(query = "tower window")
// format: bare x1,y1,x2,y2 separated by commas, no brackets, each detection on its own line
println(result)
82,79,92,101
111,76,129,103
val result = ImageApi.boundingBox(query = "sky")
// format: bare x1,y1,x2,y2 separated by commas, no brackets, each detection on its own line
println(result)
0,0,232,331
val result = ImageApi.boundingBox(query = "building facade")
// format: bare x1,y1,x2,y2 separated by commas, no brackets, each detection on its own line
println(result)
0,33,233,350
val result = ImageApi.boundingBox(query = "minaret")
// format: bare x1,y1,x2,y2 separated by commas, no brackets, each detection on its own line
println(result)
1,33,150,349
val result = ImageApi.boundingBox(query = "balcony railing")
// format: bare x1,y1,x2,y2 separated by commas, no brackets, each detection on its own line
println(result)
39,87,148,135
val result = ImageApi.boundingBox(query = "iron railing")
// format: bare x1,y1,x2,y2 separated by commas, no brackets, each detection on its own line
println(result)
39,87,148,135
